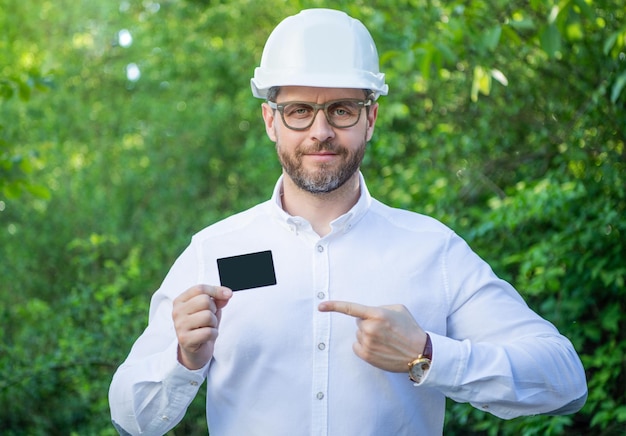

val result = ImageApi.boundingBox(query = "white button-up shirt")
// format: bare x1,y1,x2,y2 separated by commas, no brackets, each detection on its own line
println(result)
109,174,587,435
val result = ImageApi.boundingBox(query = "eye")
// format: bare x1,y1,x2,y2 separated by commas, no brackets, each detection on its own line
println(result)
284,103,314,118
328,101,358,118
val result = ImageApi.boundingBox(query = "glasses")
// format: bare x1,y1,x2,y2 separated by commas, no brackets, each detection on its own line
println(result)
268,98,372,131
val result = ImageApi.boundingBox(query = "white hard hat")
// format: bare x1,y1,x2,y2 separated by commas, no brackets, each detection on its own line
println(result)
251,9,389,100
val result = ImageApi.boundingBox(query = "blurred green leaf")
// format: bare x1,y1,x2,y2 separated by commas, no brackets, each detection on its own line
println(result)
540,22,562,57
610,70,626,103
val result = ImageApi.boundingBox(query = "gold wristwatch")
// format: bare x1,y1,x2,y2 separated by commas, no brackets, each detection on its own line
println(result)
408,333,432,384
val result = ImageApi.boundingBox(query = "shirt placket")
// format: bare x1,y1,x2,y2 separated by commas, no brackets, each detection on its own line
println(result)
311,239,330,436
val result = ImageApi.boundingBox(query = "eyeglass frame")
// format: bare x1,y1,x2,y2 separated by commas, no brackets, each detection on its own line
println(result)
267,98,373,131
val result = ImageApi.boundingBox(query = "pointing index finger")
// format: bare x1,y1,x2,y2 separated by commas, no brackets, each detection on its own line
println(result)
318,300,374,319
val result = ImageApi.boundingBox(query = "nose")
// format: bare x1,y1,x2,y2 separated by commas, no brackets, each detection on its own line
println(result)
308,108,335,142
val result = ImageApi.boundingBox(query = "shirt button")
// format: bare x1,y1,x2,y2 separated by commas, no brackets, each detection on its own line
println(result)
160,415,170,421
317,292,325,299
317,245,324,253
190,381,198,386
318,342,326,350
316,392,325,400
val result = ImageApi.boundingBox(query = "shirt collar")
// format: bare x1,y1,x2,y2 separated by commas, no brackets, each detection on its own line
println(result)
268,172,372,235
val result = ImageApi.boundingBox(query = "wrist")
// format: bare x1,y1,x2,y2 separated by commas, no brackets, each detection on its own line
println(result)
178,345,211,370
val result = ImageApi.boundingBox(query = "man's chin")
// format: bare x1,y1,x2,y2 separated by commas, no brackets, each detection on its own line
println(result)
291,170,352,194
295,179,340,194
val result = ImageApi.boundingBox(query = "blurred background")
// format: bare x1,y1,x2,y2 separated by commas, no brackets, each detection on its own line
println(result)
1,0,624,434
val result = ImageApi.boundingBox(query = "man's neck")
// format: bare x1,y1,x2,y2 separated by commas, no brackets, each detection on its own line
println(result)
280,172,361,237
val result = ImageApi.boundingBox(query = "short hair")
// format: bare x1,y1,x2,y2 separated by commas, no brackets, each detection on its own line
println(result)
266,86,280,102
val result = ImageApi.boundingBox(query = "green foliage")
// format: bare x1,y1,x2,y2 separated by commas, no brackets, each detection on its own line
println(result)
1,0,624,434
0,0,54,200
0,69,53,200
0,234,146,435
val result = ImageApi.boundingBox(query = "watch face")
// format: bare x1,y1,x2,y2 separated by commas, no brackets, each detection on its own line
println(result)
409,358,431,384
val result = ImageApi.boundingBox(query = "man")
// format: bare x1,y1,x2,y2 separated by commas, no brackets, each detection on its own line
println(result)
109,8,587,435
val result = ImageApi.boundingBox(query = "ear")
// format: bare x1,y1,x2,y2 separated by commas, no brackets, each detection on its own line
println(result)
365,102,379,142
262,103,278,142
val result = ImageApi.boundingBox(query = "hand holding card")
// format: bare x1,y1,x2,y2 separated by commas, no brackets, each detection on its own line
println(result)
172,284,233,370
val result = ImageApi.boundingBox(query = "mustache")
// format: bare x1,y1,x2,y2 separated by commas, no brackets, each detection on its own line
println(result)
304,141,344,154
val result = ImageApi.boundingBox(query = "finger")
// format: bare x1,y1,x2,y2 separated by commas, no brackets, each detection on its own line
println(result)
175,305,218,327
176,285,233,304
318,300,375,319
201,284,233,301
172,295,215,325
178,324,219,351
187,309,220,329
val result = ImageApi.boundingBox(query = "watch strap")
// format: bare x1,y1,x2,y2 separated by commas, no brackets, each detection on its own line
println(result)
422,333,432,360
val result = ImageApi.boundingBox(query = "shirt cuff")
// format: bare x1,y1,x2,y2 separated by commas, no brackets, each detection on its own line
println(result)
416,332,468,388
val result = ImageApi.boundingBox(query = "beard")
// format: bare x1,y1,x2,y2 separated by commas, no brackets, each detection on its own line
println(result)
277,139,366,194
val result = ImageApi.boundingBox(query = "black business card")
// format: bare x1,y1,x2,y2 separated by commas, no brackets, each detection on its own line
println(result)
217,250,277,291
